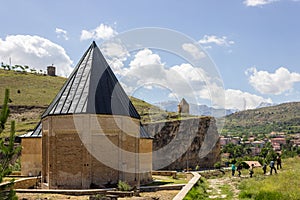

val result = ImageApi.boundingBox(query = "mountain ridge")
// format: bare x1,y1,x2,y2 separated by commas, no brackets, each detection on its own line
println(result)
154,100,238,117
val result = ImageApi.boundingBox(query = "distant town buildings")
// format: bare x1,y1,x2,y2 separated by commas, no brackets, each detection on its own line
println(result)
220,132,300,156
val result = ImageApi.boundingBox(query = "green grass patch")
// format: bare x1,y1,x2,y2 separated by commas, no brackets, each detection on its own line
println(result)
183,177,209,200
219,184,234,199
146,174,189,186
239,157,300,200
0,69,66,107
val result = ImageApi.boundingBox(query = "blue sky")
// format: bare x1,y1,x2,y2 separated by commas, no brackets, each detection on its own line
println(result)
0,0,299,110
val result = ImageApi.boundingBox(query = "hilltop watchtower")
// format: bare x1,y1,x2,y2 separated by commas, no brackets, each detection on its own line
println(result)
47,65,56,76
178,98,189,114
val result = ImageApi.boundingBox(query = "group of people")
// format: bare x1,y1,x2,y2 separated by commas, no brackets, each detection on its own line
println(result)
231,154,282,178
262,155,282,175
231,163,243,177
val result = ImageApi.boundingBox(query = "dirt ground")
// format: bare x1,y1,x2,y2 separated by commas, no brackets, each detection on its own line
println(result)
120,190,179,200
17,190,180,200
16,172,190,199
207,177,240,199
17,193,90,200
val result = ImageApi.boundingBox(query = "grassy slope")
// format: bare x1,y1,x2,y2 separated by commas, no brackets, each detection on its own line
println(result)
0,69,66,106
184,156,300,200
0,69,66,136
239,156,300,199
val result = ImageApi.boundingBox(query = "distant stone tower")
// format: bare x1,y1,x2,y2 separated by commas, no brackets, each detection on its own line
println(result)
178,98,189,114
47,65,56,76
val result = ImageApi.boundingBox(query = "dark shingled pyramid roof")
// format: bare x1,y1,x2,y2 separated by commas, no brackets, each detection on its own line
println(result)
42,41,140,119
18,122,42,138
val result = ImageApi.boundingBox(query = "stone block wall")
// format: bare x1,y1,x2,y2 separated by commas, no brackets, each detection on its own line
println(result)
42,114,152,189
14,177,41,189
139,138,153,184
21,137,42,176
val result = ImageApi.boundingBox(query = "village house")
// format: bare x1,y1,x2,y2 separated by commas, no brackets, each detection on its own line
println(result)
219,136,241,147
252,140,265,149
291,139,300,147
219,136,230,147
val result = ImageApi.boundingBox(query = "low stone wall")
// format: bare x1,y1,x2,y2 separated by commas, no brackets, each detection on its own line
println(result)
14,177,41,189
0,177,41,190
140,184,185,192
173,172,201,200
152,171,177,178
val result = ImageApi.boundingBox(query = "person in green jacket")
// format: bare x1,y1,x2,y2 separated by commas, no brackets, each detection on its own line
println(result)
231,163,236,176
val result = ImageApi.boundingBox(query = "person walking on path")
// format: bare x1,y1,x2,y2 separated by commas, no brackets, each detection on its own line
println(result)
249,164,254,178
237,164,242,177
270,160,277,175
276,155,282,169
262,163,267,174
231,163,236,176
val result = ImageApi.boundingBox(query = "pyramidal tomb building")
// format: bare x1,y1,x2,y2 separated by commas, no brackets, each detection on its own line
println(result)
41,41,152,189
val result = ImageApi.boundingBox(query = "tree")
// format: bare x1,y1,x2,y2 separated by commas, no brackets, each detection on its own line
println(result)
24,65,29,71
0,89,20,199
0,89,10,133
221,143,245,159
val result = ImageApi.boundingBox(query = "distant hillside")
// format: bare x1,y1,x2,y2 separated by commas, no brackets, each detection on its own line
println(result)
0,69,191,136
222,102,300,136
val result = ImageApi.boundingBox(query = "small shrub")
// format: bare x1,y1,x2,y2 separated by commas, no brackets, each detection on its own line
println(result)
11,158,21,171
117,180,132,191
214,162,221,169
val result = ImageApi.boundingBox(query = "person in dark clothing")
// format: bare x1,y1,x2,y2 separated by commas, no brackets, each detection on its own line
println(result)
237,164,242,177
276,155,282,169
249,164,254,178
262,163,267,174
270,160,277,175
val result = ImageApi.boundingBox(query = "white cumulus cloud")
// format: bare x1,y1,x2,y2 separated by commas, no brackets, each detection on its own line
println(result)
100,41,130,73
182,43,206,60
0,35,73,77
80,24,117,41
199,35,234,47
55,28,69,40
246,67,300,95
225,89,272,110
243,0,278,7
116,48,270,110
120,49,222,107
